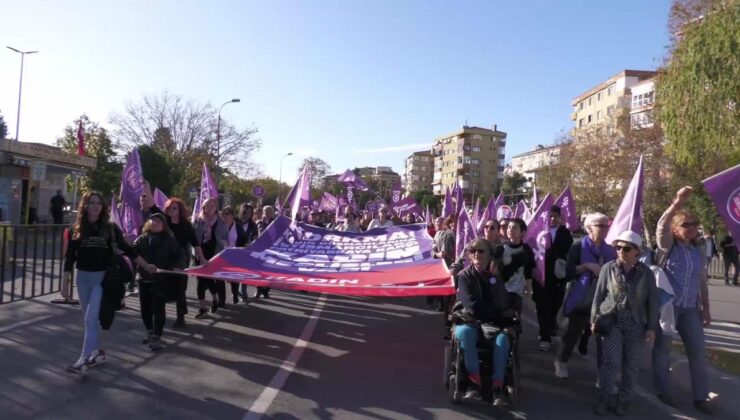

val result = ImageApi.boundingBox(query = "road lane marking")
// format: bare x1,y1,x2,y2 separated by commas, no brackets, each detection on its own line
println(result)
243,294,328,420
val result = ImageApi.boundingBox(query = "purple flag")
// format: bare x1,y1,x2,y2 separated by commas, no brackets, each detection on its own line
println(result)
514,200,526,219
476,195,496,233
531,185,539,212
524,193,554,286
319,192,338,212
200,163,219,203
274,195,282,214
454,182,464,216
554,186,579,231
472,198,481,230
702,164,740,240
442,186,453,218
288,166,311,222
391,181,402,204
605,156,644,245
346,188,355,209
337,169,371,191
110,194,122,228
391,196,422,217
154,188,168,211
455,204,478,261
119,148,144,236
493,191,505,218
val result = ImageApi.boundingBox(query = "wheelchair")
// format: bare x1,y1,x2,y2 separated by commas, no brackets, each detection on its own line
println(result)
443,305,520,409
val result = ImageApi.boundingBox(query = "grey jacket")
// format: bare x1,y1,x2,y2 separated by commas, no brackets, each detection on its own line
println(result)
193,217,229,257
591,260,659,331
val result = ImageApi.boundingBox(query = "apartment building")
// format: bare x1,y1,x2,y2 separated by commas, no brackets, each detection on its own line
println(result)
629,78,656,129
355,166,402,192
403,150,434,193
431,125,507,198
510,144,561,188
571,70,656,134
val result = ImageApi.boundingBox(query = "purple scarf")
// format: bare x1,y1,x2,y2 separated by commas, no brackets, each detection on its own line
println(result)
563,235,617,315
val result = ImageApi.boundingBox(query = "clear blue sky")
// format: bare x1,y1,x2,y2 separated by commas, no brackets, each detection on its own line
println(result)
1,0,671,183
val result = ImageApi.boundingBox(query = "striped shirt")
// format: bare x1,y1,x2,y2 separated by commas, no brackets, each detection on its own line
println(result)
665,242,702,308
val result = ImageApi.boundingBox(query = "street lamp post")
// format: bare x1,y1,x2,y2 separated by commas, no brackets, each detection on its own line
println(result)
216,98,240,183
279,152,294,205
7,46,39,142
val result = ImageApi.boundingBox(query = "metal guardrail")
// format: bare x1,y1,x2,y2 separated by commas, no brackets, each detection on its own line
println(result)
0,224,66,304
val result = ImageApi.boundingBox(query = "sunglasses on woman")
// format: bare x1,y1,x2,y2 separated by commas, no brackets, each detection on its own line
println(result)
468,248,487,255
615,245,635,252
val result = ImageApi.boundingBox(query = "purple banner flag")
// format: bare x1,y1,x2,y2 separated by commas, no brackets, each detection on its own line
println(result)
200,163,219,204
472,198,481,230
514,200,526,219
319,192,338,212
455,204,478,261
476,195,496,233
391,196,422,217
337,169,371,191
454,183,464,216
605,156,644,245
554,186,579,231
443,186,453,218
531,185,539,212
524,193,554,286
391,181,402,204
274,195,282,214
154,188,168,212
119,148,144,235
702,164,740,239
182,216,453,296
288,166,311,222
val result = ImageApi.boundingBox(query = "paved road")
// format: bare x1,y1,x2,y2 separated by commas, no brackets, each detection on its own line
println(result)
0,284,736,419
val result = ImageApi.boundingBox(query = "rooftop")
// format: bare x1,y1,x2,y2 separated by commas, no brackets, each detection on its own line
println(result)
571,69,657,105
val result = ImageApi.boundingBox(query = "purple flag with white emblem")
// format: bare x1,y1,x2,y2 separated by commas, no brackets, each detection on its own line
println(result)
391,182,402,204
524,193,554,286
455,204,478,261
443,186,453,218
605,156,644,245
554,186,579,231
200,163,219,204
702,164,740,240
119,148,144,236
319,192,338,212
337,169,371,191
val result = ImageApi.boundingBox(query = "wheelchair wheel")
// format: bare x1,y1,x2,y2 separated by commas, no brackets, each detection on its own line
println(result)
448,348,465,404
443,341,454,388
448,375,461,403
506,354,520,408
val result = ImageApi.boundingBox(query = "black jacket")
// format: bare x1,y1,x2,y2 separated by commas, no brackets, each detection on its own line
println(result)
99,253,135,330
456,264,512,325
545,225,573,285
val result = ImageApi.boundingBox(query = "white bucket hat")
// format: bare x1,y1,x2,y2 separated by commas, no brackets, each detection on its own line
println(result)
612,230,643,248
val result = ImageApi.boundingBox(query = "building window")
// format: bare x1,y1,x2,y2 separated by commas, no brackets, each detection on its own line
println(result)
463,144,471,151
579,118,584,127
607,84,615,95
607,125,614,135
607,105,615,116
597,110,601,120
472,159,481,165
472,171,480,177
472,146,481,152
597,92,602,101
579,102,584,110
588,97,592,106
587,114,592,123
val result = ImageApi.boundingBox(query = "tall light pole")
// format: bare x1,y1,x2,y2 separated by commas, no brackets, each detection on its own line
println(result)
279,152,294,205
216,98,240,182
7,46,39,142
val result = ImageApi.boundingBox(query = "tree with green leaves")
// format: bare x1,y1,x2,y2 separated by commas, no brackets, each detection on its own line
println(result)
56,115,122,197
656,0,739,178
297,157,332,193
501,172,529,203
0,110,8,139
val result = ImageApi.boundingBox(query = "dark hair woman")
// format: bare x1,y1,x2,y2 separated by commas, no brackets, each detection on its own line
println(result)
64,192,156,374
164,197,205,328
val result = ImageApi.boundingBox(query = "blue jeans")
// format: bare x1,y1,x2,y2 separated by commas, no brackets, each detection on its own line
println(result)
76,270,105,359
454,324,510,382
652,305,709,401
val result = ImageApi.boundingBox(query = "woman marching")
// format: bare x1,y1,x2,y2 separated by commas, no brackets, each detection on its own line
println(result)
591,230,658,415
64,192,157,374
193,198,228,318
164,198,205,328
134,213,182,350
222,206,248,304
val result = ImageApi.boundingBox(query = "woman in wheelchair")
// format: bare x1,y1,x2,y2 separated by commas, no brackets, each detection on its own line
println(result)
452,238,515,406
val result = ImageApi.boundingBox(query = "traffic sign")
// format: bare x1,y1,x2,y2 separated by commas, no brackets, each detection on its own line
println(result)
252,185,265,198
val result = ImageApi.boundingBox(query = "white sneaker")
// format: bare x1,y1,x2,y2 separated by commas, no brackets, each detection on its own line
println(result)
538,341,551,352
66,358,88,375
87,349,107,367
554,360,569,378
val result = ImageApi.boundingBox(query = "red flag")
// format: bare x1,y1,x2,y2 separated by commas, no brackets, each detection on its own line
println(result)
76,120,85,156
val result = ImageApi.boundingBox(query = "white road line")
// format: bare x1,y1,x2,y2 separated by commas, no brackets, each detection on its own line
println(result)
243,294,328,420
520,313,697,420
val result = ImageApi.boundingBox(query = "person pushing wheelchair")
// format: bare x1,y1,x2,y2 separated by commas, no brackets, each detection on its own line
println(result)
452,238,515,406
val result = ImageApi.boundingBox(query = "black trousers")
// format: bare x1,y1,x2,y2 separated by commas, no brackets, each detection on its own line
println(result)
139,282,166,336
557,312,591,362
532,280,565,343
256,286,270,297
197,277,218,300
52,210,64,224
230,282,242,302
174,274,188,317
215,281,226,306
